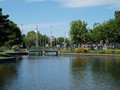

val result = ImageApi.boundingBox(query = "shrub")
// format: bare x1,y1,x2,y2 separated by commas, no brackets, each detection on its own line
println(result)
0,46,8,52
105,49,113,54
12,45,20,51
74,47,91,53
115,49,120,54
63,50,70,53
73,48,79,53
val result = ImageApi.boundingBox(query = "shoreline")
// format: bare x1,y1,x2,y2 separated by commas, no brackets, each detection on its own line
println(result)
0,51,28,62
59,53,120,57
1,52,120,62
0,57,16,63
5,51,28,55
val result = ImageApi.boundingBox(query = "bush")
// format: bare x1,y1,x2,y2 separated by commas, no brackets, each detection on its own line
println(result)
12,45,20,51
0,46,8,52
74,47,91,53
115,49,120,54
105,49,114,54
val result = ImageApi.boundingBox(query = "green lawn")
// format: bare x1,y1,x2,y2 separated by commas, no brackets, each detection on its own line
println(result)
0,57,11,59
90,50,106,54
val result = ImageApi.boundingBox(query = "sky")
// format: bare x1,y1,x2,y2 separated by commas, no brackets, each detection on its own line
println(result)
0,0,120,38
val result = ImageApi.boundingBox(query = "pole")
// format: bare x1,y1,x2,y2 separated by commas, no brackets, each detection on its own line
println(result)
21,24,23,35
35,25,38,48
64,31,66,49
21,24,23,48
51,25,52,47
45,34,46,45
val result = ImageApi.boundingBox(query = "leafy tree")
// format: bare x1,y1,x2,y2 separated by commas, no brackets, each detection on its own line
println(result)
40,34,49,46
0,8,22,47
57,37,64,45
69,20,88,45
91,11,120,44
24,31,36,47
24,31,50,47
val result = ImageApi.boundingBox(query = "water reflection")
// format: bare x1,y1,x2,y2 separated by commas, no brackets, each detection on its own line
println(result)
70,56,120,90
0,55,120,90
0,63,18,90
29,52,58,56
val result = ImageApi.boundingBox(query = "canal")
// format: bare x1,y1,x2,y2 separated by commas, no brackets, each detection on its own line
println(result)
0,55,120,90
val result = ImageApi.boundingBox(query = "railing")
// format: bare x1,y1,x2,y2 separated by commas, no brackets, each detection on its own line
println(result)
28,46,59,56
29,46,59,51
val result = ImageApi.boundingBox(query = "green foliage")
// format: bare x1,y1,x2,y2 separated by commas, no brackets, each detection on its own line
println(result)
56,37,69,46
115,49,120,54
69,20,88,44
69,11,120,44
90,50,105,54
105,49,120,54
12,45,20,51
90,11,120,43
0,46,9,52
105,49,113,54
57,37,64,45
24,31,49,47
0,8,22,47
24,31,36,47
73,47,91,53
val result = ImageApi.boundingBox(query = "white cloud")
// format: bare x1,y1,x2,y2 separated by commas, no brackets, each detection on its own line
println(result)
54,0,120,8
25,0,45,2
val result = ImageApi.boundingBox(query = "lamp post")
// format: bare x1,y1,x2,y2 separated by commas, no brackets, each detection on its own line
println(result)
64,31,66,49
50,25,52,47
44,34,46,47
21,24,23,35
21,24,23,47
35,25,38,48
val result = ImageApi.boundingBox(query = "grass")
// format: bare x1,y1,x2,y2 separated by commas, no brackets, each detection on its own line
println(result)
0,53,12,60
90,50,106,54
0,57,12,59
61,48,120,54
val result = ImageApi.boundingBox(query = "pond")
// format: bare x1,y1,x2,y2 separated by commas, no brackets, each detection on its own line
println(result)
0,55,120,90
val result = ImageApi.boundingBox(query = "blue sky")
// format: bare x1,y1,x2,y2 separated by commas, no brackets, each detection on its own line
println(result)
0,0,120,38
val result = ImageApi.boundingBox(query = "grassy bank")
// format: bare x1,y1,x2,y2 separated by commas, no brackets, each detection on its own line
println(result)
0,46,13,60
61,47,120,54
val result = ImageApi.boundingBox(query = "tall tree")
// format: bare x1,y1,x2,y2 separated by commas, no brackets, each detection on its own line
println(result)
0,8,22,47
24,31,36,47
57,37,64,45
91,11,120,43
69,20,88,45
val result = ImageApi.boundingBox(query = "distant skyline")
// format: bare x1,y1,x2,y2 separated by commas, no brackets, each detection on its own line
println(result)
0,0,120,37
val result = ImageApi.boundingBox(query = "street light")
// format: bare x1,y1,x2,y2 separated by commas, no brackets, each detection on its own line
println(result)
64,31,66,49
35,25,38,48
20,24,24,48
50,25,52,47
21,24,23,35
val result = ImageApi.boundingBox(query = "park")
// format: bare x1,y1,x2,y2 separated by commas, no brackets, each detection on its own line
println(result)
0,7,120,90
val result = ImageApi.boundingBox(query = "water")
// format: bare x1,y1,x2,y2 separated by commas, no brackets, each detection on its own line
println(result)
0,55,120,90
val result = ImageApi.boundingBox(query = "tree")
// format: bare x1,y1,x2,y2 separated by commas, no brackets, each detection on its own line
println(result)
91,11,120,44
69,20,88,45
24,31,50,47
24,31,36,47
0,8,22,47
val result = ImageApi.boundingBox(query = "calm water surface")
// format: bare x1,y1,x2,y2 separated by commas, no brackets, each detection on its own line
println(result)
0,55,120,90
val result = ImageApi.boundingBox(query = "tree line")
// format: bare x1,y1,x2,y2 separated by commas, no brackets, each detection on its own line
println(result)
1,8,120,49
69,11,120,45
24,31,69,48
0,8,69,48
